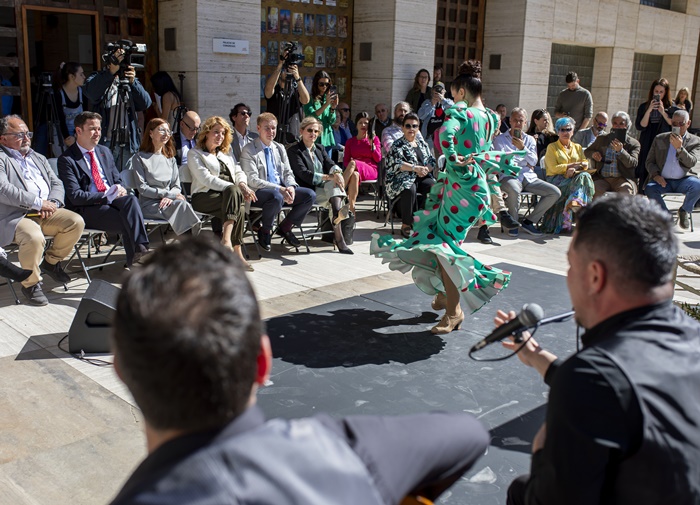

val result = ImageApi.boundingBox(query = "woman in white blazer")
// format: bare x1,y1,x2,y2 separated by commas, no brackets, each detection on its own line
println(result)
188,116,257,271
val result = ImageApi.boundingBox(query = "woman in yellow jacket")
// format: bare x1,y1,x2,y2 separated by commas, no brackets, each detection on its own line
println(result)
541,117,595,233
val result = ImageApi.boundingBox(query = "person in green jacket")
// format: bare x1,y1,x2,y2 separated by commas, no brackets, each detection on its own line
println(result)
304,70,338,157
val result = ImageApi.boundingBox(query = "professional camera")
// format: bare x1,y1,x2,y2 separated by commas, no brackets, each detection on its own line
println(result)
39,72,53,88
280,41,304,68
102,39,147,80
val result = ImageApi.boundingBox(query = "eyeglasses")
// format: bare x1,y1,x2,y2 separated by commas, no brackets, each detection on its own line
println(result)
237,111,252,117
182,121,200,132
2,131,33,139
672,121,686,127
156,128,172,136
375,109,387,114
559,128,573,132
305,128,320,133
318,82,330,88
404,124,420,129
596,122,607,128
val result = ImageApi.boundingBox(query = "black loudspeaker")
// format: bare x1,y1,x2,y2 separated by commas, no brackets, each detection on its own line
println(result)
68,280,120,353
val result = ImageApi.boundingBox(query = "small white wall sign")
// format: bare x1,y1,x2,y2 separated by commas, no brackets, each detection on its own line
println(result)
213,39,250,55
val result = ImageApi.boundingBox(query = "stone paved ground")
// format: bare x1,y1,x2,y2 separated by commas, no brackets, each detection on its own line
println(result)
1,195,699,505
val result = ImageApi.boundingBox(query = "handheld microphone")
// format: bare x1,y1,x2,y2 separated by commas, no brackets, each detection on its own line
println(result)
471,303,545,352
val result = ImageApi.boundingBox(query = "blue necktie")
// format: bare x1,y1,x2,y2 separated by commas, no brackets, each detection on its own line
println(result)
264,146,280,184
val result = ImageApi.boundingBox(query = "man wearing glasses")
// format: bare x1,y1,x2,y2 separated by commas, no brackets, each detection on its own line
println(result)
573,111,609,148
0,115,85,305
174,110,201,169
373,103,391,139
645,109,700,229
229,103,259,162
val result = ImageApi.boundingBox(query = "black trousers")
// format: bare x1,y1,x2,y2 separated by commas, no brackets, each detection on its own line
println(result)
74,194,148,266
506,474,529,505
399,175,436,226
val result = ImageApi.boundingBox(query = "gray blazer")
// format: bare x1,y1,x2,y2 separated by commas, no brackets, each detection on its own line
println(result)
231,130,259,163
646,131,700,179
0,145,65,247
240,138,297,191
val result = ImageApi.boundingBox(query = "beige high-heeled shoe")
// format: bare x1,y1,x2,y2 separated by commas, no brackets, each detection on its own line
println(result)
431,292,447,311
431,310,465,334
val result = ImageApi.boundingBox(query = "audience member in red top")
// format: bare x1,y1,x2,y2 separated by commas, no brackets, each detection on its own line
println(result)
343,112,382,213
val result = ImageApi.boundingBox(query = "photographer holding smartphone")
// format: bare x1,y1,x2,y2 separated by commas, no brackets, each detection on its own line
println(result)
304,70,339,157
635,78,673,190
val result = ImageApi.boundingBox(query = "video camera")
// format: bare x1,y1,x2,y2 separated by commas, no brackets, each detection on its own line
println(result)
102,39,147,82
39,72,53,88
280,41,304,68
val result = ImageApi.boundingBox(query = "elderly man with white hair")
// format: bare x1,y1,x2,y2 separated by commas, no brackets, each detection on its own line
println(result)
645,109,700,229
583,111,641,198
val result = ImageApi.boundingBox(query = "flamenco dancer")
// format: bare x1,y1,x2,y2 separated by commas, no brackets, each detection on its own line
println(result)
371,61,525,334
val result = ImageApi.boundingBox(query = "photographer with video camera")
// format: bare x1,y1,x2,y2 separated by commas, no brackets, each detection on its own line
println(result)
264,42,310,145
84,41,152,171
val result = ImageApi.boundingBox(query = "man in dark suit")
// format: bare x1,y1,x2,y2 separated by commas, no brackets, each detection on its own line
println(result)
584,110,641,198
0,115,85,305
229,103,259,162
109,238,489,505
645,109,700,229
57,112,149,267
240,112,314,251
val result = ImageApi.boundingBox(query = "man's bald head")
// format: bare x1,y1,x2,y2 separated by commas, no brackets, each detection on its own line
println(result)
180,111,201,140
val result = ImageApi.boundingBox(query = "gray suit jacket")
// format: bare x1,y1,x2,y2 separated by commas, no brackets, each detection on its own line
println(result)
0,145,65,247
231,130,259,163
646,132,700,180
240,138,297,191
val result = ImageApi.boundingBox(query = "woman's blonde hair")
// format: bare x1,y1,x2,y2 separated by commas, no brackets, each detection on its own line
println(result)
196,116,232,154
299,116,321,133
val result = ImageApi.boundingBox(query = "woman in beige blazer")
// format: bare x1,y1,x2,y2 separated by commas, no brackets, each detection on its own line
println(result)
188,116,257,271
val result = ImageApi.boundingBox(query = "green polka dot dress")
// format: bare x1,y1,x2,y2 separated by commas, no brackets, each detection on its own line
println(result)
371,102,525,314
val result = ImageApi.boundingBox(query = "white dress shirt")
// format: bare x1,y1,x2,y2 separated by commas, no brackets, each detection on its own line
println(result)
77,143,110,193
6,147,50,210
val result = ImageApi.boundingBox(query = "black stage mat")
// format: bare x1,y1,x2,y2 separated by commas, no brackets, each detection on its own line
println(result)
258,263,579,505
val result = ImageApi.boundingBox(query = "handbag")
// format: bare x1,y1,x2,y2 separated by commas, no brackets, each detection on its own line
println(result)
319,209,355,245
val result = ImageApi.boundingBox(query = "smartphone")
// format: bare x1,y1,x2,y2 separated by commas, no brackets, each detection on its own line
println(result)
672,126,681,136
653,93,661,103
513,129,522,139
329,85,338,96
613,128,626,142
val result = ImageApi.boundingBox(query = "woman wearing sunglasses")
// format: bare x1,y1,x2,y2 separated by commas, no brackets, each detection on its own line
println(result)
131,118,201,236
303,71,339,157
372,60,524,334
540,116,594,234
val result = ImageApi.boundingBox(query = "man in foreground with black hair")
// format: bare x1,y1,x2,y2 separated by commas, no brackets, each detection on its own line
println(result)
499,194,700,504
110,237,490,505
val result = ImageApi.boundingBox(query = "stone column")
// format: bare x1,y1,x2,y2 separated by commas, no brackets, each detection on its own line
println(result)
158,0,260,120
351,0,437,116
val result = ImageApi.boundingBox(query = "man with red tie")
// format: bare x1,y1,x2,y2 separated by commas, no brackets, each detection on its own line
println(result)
58,111,149,267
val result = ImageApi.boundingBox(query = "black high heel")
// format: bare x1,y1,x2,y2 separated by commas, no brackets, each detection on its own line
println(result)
333,223,353,254
0,256,32,283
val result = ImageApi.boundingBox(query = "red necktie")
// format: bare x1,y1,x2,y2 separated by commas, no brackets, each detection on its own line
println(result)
87,151,107,192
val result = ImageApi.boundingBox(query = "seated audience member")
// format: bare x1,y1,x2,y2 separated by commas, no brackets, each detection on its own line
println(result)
541,117,594,234
405,68,432,114
241,113,315,251
496,103,510,133
373,103,392,139
385,113,436,238
109,238,489,505
58,111,149,267
0,246,31,282
343,112,382,213
493,107,561,237
288,117,352,254
229,103,258,162
130,118,201,236
584,111,640,198
645,109,700,229
174,110,201,170
188,116,256,271
502,194,700,505
333,102,356,148
573,111,609,148
417,82,454,149
527,109,558,161
0,115,85,305
382,101,423,155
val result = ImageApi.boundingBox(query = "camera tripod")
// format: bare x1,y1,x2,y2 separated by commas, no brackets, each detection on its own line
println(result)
275,72,298,145
109,76,140,171
34,83,65,157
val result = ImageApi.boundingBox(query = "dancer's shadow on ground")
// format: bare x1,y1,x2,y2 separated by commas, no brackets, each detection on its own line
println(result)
267,308,444,368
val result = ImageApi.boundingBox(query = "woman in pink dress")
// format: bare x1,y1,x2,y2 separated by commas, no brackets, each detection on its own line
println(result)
343,112,381,213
